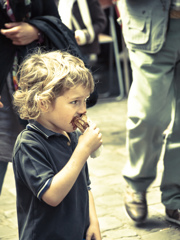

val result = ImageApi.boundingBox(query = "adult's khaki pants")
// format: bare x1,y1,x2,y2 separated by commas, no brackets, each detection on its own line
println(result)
123,18,180,209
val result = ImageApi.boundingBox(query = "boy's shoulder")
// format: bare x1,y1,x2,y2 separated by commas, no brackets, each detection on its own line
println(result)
13,128,42,152
17,127,44,142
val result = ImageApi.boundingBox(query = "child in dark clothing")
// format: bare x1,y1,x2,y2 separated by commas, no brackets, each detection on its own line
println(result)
13,50,102,240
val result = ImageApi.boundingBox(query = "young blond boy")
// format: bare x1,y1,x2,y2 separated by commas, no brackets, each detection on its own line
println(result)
13,50,102,240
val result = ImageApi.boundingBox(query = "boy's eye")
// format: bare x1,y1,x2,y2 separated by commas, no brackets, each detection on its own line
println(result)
71,100,79,104
71,98,89,105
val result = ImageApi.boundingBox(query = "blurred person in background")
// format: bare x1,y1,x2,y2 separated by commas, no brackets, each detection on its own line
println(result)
118,0,180,225
58,0,107,61
57,0,107,107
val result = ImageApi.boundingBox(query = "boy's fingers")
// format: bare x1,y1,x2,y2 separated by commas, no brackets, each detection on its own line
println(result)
94,127,100,134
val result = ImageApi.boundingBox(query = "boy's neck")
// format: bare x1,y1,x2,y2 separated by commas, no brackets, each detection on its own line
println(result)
62,131,71,141
36,117,70,141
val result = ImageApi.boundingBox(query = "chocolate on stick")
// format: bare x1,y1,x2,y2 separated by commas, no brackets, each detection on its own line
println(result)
71,114,102,158
71,114,89,133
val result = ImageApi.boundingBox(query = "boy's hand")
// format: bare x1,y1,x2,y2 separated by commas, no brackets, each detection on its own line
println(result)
78,123,102,155
86,191,101,240
85,223,102,240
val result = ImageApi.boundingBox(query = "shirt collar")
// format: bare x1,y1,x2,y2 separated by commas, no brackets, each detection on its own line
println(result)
27,120,62,139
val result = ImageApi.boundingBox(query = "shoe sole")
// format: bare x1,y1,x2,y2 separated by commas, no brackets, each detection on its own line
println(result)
166,215,180,226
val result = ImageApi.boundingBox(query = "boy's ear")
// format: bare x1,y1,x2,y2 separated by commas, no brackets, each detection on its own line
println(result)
39,99,49,112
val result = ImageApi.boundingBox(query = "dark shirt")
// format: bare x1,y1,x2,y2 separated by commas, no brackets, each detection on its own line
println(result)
13,121,90,240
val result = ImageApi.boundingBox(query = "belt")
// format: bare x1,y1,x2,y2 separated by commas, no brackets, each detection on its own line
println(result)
170,9,180,19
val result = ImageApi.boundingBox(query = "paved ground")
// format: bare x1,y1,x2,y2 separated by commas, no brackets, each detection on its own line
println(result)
1,97,180,240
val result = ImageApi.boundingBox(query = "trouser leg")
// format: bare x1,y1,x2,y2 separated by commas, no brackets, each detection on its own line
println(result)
161,60,180,209
123,19,180,192
0,161,8,194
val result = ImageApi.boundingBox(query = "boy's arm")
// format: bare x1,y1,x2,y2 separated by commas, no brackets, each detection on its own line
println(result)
42,124,102,207
85,190,101,240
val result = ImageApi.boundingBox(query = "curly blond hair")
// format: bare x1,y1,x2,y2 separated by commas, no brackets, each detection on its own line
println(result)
13,50,94,120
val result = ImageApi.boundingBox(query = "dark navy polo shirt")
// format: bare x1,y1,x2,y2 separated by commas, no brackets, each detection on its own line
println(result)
13,120,91,240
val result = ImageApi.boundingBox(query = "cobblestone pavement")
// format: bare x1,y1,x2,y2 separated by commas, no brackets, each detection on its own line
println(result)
0,97,180,240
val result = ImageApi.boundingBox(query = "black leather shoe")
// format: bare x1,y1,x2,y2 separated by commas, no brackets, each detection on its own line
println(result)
166,209,180,225
124,187,147,223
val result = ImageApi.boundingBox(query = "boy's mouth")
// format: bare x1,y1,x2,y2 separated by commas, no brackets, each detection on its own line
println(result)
70,114,89,133
71,119,77,130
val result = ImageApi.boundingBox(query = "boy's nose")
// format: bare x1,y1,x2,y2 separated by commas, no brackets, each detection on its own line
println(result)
78,102,86,115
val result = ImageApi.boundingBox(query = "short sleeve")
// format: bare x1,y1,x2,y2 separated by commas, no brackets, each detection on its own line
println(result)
13,136,54,200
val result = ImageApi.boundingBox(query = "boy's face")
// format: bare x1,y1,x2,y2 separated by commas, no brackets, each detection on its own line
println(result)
37,85,90,134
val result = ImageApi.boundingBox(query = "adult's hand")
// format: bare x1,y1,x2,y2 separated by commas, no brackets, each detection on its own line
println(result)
0,96,3,108
0,22,39,45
